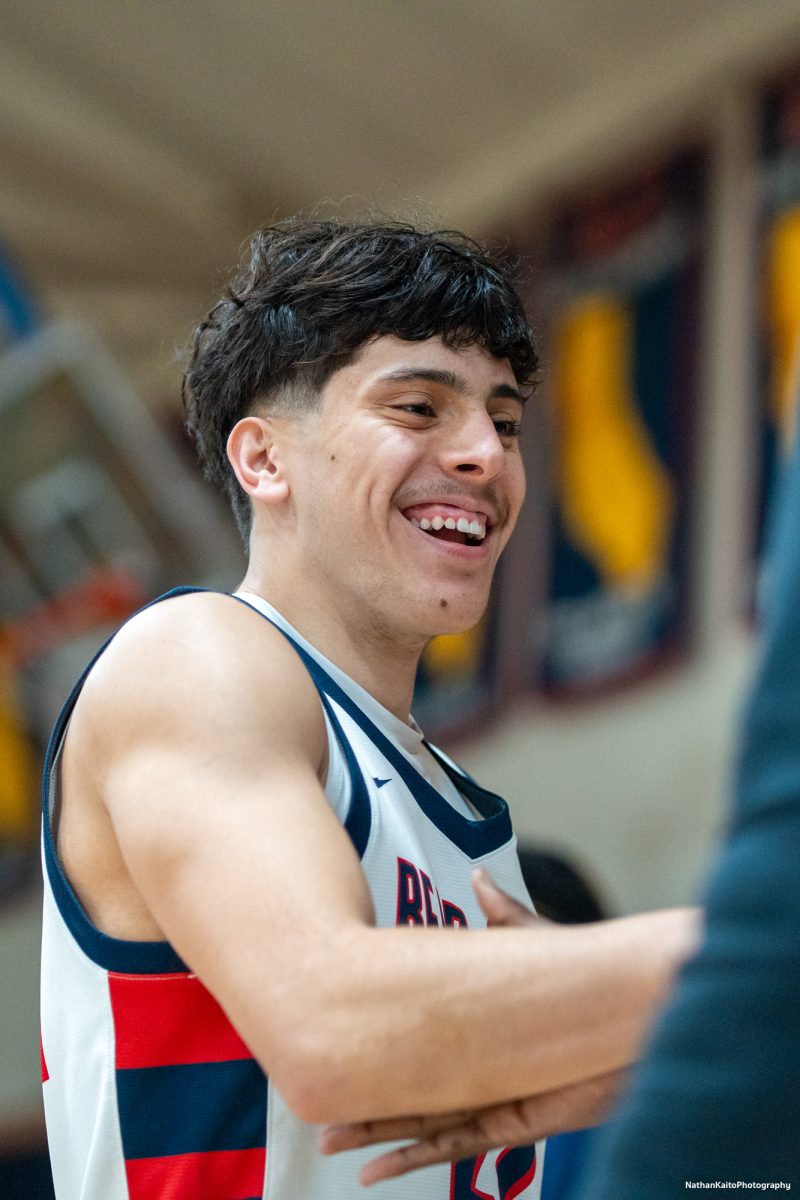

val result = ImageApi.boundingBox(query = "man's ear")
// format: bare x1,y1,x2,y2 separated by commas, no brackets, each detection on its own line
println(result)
227,415,290,505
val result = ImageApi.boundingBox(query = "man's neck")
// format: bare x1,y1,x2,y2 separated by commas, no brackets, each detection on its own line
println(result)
238,572,424,722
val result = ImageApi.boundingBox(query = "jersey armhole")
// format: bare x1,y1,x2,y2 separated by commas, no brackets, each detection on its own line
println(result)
42,724,187,974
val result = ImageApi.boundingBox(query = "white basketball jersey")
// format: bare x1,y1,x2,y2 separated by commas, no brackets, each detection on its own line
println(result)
41,588,546,1200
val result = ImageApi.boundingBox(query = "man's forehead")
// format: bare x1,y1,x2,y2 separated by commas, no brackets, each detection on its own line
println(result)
333,334,519,395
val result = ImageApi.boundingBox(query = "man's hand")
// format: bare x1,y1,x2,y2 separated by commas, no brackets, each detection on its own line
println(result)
319,1069,626,1186
471,866,547,928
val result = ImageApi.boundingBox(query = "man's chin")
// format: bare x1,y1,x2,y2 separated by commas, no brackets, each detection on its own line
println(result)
423,601,489,641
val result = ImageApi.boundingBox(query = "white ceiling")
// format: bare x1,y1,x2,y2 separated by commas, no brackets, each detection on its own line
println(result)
2,0,800,401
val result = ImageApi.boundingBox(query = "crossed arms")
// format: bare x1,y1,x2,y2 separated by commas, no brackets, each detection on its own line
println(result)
321,872,630,1185
61,590,697,1133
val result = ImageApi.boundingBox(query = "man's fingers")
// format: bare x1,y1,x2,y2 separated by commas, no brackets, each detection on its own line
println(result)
319,1110,469,1154
359,1120,492,1187
357,1102,535,1185
354,1072,629,1185
472,868,540,928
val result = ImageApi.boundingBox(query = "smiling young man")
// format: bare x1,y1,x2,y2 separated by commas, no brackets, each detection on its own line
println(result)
40,218,696,1200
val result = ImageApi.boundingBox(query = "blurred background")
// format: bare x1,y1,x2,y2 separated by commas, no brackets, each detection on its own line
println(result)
3,0,800,1194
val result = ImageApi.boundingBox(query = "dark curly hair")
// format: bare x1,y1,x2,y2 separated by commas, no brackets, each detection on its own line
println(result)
182,216,538,540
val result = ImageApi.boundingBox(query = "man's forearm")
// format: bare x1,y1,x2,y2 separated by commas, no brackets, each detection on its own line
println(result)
262,906,699,1125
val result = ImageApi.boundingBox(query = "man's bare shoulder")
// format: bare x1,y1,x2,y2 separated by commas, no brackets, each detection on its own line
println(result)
72,590,327,771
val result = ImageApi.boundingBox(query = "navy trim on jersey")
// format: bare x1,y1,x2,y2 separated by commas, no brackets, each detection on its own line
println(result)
44,845,188,974
319,693,372,858
226,592,373,859
116,1059,267,1160
424,740,479,786
425,745,513,826
189,588,509,858
41,590,195,974
252,620,514,860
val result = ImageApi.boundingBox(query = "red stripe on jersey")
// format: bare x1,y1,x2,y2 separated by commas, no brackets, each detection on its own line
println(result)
109,972,253,1069
125,1147,266,1200
40,1036,49,1083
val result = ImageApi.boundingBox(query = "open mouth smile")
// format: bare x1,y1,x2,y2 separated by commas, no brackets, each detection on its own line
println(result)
401,503,491,548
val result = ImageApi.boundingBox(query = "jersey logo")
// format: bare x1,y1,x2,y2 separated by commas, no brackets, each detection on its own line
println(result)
372,776,392,788
451,1146,537,1199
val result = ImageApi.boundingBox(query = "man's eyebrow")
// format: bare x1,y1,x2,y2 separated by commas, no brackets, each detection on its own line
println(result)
375,367,527,405
492,382,527,405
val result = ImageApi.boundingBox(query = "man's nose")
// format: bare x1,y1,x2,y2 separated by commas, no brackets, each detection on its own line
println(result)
437,411,506,480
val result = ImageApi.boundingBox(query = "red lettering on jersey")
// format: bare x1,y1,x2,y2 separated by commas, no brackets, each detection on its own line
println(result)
498,1144,537,1199
470,1153,495,1198
395,858,469,928
396,858,425,925
450,1145,537,1199
420,870,440,926
442,899,468,927
40,1036,49,1083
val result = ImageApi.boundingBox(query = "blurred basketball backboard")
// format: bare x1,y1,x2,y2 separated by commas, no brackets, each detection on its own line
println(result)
0,321,243,897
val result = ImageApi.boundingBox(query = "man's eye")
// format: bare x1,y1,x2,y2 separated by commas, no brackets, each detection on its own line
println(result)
494,419,522,439
400,403,435,417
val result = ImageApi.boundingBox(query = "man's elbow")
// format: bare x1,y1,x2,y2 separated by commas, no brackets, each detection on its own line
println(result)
264,1020,391,1126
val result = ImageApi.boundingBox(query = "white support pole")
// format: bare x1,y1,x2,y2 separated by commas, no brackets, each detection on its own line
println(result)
691,89,760,656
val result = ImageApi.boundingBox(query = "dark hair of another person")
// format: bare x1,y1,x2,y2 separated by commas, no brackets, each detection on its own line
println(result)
182,217,538,540
516,847,608,924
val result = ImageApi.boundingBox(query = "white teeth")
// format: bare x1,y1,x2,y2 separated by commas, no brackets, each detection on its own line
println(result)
409,511,488,540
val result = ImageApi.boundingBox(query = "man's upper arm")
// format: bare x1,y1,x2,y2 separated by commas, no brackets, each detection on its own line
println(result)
78,594,374,1086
